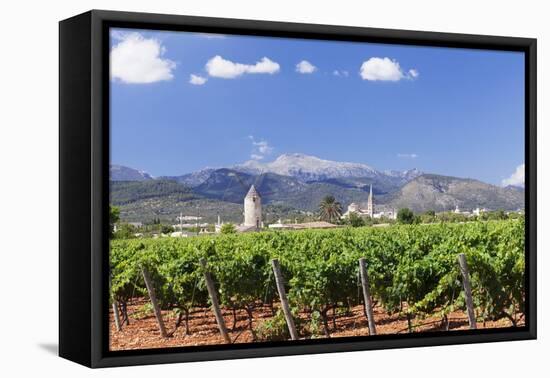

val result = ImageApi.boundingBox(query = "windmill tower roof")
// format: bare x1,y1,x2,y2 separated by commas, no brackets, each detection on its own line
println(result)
245,185,261,199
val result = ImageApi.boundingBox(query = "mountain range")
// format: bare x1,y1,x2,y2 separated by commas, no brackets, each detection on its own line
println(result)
110,164,153,181
386,174,524,213
110,153,524,222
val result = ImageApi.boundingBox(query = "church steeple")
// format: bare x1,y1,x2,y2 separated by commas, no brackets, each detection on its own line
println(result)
367,184,374,217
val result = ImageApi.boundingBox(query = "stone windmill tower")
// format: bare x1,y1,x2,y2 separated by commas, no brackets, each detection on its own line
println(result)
244,185,262,229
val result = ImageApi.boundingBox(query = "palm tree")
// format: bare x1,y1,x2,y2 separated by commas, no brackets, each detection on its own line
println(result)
319,195,343,223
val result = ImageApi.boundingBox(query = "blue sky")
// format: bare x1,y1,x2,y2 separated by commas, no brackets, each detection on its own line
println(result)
110,28,525,186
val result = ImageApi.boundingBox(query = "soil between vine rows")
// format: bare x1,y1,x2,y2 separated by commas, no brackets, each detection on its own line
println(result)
109,298,523,351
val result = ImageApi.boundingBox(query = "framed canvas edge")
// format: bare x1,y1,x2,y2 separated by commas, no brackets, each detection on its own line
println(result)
75,9,537,368
59,10,94,367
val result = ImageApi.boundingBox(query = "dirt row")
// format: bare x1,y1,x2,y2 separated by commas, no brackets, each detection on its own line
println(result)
109,298,523,351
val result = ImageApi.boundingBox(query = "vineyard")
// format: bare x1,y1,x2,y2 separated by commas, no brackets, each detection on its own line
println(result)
109,219,525,350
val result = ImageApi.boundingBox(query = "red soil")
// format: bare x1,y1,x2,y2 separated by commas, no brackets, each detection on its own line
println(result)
109,298,523,351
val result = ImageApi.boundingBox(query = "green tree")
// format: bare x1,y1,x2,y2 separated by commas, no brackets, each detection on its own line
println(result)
493,210,507,220
438,212,469,223
346,212,365,227
109,205,120,238
220,223,237,234
397,208,416,224
419,210,436,224
507,211,523,220
113,223,137,239
161,225,175,234
481,210,508,221
319,195,343,223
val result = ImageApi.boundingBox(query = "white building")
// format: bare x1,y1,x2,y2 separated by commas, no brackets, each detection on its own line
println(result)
172,222,209,229
342,185,397,220
178,215,202,221
241,185,262,230
372,209,398,219
453,205,468,215
472,207,489,216
452,205,489,217
217,185,264,233
268,219,287,229
268,220,339,230
170,231,190,238
343,202,369,218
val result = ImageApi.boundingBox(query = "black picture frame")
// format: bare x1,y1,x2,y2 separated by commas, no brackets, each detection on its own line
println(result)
59,9,537,368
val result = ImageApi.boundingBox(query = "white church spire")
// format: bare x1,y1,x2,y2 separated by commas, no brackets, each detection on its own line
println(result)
367,184,374,217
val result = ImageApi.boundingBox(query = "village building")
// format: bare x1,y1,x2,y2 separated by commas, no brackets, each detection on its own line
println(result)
243,185,262,228
472,207,488,216
172,222,209,229
173,212,208,230
169,231,190,238
451,205,489,217
219,185,264,233
268,220,339,230
238,185,340,231
342,184,397,220
215,185,340,233
453,205,471,216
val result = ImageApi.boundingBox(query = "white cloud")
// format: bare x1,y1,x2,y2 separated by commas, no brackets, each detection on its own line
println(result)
189,74,207,85
296,60,317,74
360,57,417,82
205,55,280,79
333,70,349,77
502,164,525,187
397,153,418,159
110,30,129,41
196,33,227,39
248,136,274,160
110,33,176,84
254,140,273,155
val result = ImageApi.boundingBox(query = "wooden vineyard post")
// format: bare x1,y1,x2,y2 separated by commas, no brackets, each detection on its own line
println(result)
199,258,231,344
271,259,299,340
109,275,122,332
358,258,377,335
141,267,168,338
457,253,477,330
112,301,122,332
